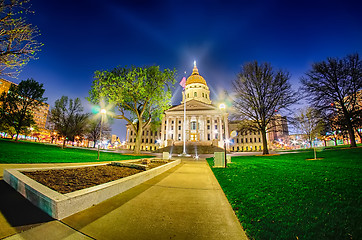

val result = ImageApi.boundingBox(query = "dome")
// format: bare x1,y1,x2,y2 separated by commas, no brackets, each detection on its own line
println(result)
185,63,207,86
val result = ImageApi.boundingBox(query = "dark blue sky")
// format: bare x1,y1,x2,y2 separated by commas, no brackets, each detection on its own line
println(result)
14,0,362,139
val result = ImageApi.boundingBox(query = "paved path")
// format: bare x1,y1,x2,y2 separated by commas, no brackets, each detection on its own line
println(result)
1,159,248,240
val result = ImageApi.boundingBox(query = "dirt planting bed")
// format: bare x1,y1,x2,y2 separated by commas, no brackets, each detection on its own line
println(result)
22,161,169,194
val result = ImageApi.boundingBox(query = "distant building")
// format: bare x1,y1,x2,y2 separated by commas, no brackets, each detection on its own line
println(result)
0,78,49,130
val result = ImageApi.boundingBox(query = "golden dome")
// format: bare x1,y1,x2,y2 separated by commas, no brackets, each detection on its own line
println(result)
186,63,207,86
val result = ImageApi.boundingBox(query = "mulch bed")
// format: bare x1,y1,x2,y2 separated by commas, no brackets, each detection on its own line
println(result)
22,165,145,194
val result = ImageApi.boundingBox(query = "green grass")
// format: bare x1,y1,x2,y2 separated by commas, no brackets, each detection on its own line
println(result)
0,138,152,163
207,147,362,240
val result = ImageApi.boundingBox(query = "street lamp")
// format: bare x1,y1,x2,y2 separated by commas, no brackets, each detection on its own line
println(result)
219,103,227,168
98,108,106,160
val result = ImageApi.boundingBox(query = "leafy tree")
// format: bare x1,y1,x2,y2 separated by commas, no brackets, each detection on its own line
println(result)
88,65,176,154
301,53,362,148
86,118,111,148
0,78,46,141
0,0,42,78
232,61,298,154
49,96,89,148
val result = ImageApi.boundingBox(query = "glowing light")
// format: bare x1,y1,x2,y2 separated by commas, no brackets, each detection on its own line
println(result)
219,103,225,110
194,60,196,67
101,108,106,114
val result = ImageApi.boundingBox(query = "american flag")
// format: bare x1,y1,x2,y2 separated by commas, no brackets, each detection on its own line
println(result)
179,77,186,89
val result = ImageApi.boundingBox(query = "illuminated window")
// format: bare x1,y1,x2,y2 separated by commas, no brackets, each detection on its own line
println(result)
194,92,197,97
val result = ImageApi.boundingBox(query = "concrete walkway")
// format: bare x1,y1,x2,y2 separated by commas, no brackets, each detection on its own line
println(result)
1,159,248,240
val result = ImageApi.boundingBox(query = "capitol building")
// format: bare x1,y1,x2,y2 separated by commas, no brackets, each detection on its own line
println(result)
125,63,288,152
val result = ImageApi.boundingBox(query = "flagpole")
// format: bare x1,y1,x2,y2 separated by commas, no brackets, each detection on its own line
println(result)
182,89,186,155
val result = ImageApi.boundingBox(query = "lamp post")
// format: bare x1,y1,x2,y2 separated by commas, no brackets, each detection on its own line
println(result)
97,108,106,160
219,103,227,168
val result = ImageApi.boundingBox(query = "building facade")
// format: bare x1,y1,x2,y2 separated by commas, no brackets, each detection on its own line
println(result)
125,63,289,152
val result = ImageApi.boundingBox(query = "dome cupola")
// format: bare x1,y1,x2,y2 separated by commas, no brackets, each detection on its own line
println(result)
182,61,212,104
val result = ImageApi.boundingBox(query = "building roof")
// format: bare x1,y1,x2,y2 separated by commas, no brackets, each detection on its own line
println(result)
185,62,207,86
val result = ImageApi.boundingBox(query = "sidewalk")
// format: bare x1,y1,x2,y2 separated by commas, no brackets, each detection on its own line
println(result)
1,159,248,240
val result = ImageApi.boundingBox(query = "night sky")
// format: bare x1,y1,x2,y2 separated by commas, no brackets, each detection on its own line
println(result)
13,0,362,139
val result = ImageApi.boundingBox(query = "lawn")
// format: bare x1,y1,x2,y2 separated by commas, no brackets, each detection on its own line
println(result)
0,139,152,163
207,147,362,240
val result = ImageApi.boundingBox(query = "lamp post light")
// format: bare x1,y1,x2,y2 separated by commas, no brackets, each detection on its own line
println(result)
97,108,106,160
219,103,227,168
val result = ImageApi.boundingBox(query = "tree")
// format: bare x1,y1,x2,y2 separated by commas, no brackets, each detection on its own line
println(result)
301,53,362,148
0,78,46,141
232,61,298,155
88,65,176,154
292,107,324,147
0,0,42,78
49,96,89,148
86,118,111,148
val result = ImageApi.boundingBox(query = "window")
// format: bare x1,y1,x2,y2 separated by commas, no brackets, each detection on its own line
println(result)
130,138,132,143
187,94,189,98
208,134,210,140
207,120,210,123
155,131,157,136
179,120,181,124
172,120,174,124
215,120,217,123
142,131,144,136
237,146,239,151
254,138,256,143
250,138,252,143
245,138,248,143
215,125,217,130
191,121,197,130
207,125,210,130
171,134,174,139
215,133,218,139
194,92,197,97
150,131,153,136
259,138,261,142
142,138,144,143
178,134,181,140
246,146,248,151
171,126,174,130
146,139,148,143
150,139,153,143
130,131,133,136
164,134,166,140
259,146,262,150
146,131,149,136
164,126,166,130
202,93,205,97
206,94,208,98
236,138,239,143
178,126,181,130
241,138,244,143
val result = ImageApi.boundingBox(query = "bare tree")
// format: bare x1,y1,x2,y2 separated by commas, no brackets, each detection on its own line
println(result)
86,119,111,148
49,96,89,148
0,0,42,78
301,53,362,148
291,107,323,147
233,61,298,154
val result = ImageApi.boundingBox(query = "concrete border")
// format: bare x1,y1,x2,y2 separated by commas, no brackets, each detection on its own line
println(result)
3,159,181,220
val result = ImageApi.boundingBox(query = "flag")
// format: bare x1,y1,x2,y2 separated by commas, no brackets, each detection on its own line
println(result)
179,77,186,89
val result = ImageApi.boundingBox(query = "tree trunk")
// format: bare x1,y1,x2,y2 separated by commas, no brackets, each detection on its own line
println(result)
323,139,327,147
346,122,357,147
261,128,269,155
134,127,142,155
62,139,66,149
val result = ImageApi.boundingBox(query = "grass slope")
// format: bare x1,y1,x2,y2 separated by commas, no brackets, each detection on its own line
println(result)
207,148,362,240
0,139,152,163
